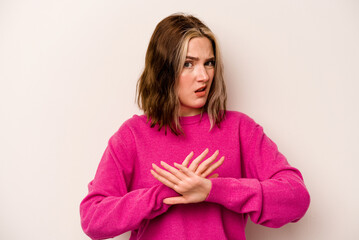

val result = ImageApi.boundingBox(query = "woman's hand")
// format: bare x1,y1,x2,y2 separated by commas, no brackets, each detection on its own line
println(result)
181,148,222,178
151,149,224,205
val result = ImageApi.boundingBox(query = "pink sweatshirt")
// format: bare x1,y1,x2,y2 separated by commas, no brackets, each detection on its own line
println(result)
80,111,310,240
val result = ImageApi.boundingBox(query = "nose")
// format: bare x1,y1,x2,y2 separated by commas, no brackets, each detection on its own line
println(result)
196,65,210,82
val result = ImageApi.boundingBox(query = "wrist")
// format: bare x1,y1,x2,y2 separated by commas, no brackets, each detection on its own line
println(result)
203,178,212,199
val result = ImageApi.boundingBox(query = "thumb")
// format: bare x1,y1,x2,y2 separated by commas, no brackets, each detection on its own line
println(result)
163,196,187,205
207,173,219,179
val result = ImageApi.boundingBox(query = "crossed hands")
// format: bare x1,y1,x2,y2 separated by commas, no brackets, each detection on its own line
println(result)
151,149,224,205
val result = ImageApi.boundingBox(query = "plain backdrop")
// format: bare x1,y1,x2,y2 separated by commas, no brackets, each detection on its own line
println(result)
1,0,358,239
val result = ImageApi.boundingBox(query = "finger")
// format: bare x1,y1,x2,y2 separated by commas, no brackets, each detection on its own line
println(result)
163,196,187,205
208,173,219,179
150,169,176,189
195,150,219,175
181,151,194,168
160,161,187,180
174,162,196,177
188,148,209,172
152,163,180,185
200,156,225,178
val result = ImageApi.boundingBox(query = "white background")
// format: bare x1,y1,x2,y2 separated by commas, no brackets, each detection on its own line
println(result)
1,0,358,239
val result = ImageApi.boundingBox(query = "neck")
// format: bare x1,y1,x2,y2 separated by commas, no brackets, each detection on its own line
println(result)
179,108,202,117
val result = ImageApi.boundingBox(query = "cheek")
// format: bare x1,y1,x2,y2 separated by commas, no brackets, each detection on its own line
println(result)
210,69,215,79
178,74,191,93
208,70,215,86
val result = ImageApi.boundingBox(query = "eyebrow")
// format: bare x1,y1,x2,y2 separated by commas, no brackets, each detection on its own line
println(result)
186,56,215,61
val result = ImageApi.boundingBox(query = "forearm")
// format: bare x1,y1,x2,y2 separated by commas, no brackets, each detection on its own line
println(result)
205,170,310,227
80,184,178,240
252,171,310,227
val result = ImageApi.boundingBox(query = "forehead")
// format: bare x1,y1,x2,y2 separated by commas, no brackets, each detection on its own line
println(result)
186,37,214,57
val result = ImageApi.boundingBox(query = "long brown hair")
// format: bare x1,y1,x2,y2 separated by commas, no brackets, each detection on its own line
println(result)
136,13,227,135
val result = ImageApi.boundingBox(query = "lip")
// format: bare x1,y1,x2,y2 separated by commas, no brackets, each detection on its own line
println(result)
194,85,207,97
195,91,206,97
195,85,207,93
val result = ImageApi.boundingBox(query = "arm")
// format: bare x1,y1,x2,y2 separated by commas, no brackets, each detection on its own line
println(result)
80,126,178,240
206,121,310,228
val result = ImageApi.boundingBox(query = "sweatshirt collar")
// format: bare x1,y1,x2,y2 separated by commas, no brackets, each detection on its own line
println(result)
179,112,208,125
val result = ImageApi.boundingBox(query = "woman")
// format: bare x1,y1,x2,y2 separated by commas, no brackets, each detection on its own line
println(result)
80,13,310,240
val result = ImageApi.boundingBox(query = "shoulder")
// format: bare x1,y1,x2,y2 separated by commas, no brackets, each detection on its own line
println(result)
109,114,148,146
221,110,262,139
121,114,148,131
120,114,147,127
224,110,258,127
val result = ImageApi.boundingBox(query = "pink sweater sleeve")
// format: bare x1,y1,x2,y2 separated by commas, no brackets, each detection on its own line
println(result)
80,126,177,240
206,118,310,228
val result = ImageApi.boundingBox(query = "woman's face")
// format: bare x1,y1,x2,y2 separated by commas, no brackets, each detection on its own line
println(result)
177,37,215,116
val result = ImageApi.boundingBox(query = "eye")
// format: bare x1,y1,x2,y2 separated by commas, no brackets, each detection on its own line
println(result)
205,60,215,67
184,61,193,68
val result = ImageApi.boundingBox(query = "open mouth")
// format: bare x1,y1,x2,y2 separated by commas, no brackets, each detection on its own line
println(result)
195,86,206,93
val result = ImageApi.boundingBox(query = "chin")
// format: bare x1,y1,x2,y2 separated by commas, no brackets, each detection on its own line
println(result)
195,100,207,108
191,102,206,109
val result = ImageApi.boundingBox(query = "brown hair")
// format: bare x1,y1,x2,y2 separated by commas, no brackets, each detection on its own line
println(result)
136,13,227,135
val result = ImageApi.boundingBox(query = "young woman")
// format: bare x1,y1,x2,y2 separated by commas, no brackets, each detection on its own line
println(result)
80,13,310,240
